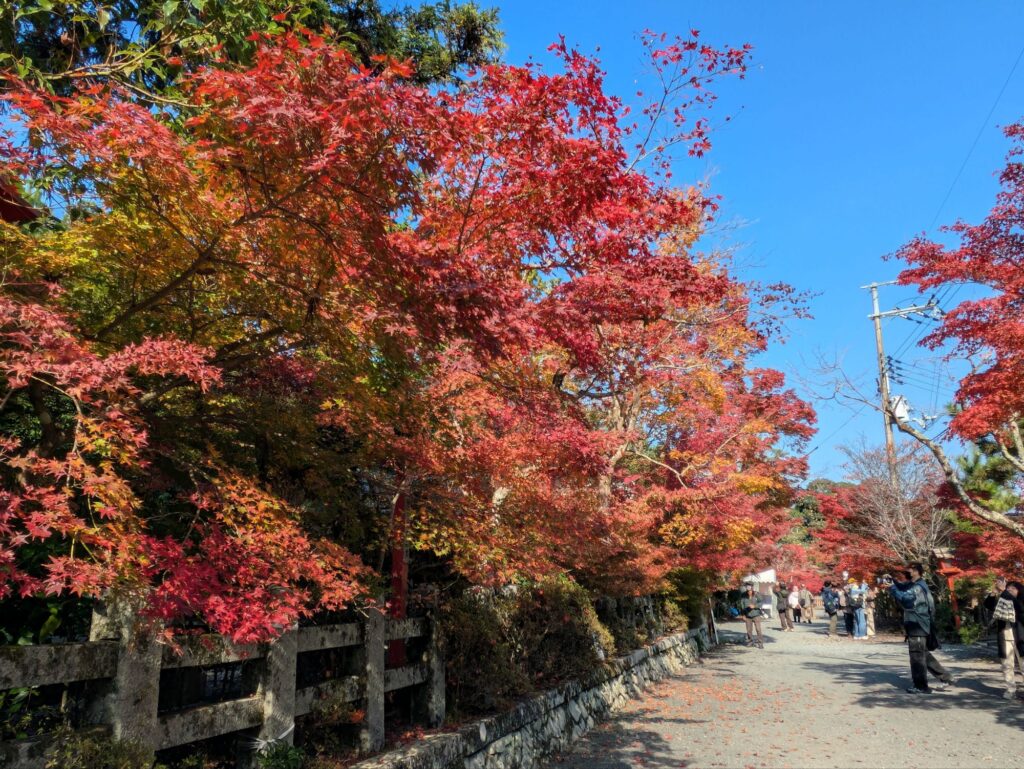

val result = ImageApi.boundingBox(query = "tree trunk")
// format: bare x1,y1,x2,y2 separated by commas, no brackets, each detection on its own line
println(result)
892,416,1024,539
388,484,408,667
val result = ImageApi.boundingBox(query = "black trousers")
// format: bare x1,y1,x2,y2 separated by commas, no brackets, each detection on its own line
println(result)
844,611,855,635
908,636,951,690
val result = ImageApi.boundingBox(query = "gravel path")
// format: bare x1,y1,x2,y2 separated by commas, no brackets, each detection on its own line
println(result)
543,620,1024,769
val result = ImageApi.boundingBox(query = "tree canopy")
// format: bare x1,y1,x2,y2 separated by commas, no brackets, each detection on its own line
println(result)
1,13,817,642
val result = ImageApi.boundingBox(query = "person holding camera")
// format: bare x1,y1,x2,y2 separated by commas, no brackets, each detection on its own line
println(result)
738,584,765,648
888,564,955,694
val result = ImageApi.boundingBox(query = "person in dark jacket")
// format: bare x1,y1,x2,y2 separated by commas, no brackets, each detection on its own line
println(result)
991,577,1024,700
840,581,855,637
738,584,765,648
821,581,841,639
775,583,794,631
889,563,954,694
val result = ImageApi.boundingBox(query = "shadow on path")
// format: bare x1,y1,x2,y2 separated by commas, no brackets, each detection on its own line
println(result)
548,722,682,769
800,642,1024,731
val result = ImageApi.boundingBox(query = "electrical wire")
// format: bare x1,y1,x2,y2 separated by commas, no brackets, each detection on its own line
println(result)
802,404,869,458
888,40,1024,361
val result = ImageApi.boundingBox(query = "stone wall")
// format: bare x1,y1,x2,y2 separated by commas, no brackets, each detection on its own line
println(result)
354,625,712,769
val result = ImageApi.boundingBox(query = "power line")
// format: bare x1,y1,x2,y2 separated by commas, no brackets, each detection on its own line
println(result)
887,357,955,382
927,41,1024,232
803,404,869,459
888,40,1024,360
887,367,957,396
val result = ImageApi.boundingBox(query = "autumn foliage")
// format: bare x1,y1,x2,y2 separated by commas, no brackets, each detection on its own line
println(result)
1,28,813,641
890,121,1024,546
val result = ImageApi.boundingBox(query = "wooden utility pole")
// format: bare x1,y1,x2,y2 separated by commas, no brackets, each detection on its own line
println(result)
862,281,943,487
864,281,898,484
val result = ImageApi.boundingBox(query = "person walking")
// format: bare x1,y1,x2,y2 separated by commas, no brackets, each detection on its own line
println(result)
991,576,1024,700
889,563,955,694
800,584,814,623
788,585,802,624
850,579,868,640
776,583,794,631
739,584,765,648
865,583,878,637
822,581,840,639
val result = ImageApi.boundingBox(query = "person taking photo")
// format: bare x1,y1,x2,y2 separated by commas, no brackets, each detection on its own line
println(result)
888,563,955,694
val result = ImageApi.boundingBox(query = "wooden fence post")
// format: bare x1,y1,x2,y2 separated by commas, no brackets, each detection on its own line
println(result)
88,601,162,757
420,612,445,728
360,610,386,753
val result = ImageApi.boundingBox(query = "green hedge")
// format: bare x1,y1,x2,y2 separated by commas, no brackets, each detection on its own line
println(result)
440,575,690,717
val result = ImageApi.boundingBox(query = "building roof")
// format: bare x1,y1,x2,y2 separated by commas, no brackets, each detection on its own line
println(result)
0,179,39,223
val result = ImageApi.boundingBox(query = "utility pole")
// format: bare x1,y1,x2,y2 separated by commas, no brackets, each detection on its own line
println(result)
863,281,898,484
861,281,943,486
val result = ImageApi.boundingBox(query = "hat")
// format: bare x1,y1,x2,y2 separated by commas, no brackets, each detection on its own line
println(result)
847,578,857,584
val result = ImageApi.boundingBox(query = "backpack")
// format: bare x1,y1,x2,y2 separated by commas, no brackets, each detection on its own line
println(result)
848,590,864,609
823,590,839,615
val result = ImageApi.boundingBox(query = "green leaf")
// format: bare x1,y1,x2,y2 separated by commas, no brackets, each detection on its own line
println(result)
97,7,110,30
38,610,61,644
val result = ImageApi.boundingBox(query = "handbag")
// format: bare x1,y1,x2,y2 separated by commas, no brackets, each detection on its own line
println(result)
993,596,1017,624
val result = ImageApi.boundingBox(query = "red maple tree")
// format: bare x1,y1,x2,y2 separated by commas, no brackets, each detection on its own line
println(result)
892,121,1024,541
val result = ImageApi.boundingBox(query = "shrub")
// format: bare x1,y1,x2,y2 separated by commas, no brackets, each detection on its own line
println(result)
662,568,713,627
933,597,957,641
512,575,614,686
257,743,306,769
440,575,617,715
300,689,363,758
439,588,529,716
956,620,985,646
44,725,163,769
0,686,62,741
596,596,657,654
658,597,688,633
166,756,220,769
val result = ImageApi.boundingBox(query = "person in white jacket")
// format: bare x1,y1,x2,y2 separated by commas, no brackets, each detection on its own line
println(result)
788,587,801,624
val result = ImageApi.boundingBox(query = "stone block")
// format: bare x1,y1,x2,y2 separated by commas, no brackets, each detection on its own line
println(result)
361,609,387,754
89,602,161,757
256,626,297,750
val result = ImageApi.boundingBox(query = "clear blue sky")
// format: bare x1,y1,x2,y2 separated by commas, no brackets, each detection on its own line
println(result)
497,1,1024,481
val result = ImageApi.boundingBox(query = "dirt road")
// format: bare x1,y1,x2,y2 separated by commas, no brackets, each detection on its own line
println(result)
543,620,1024,769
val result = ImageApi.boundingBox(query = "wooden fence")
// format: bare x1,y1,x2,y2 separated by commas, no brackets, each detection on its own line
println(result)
0,606,443,769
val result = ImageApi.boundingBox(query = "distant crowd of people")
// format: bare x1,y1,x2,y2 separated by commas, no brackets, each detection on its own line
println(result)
735,563,1024,699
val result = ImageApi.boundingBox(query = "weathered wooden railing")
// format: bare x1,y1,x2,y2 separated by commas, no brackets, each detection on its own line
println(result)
0,608,443,768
